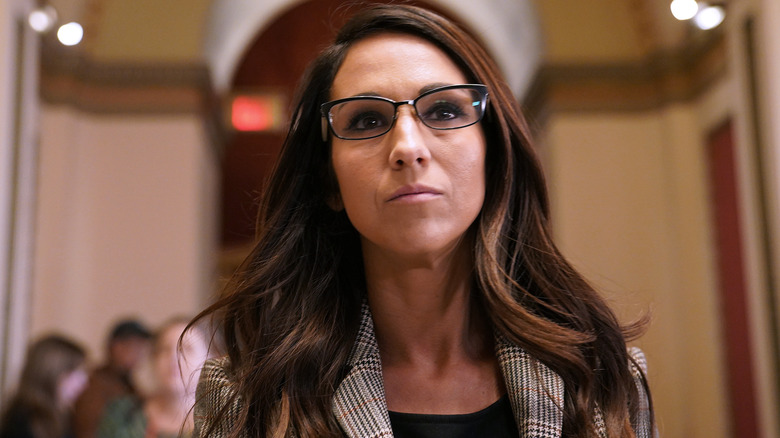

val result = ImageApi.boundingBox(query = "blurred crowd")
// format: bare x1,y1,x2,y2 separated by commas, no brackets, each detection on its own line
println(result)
0,317,212,438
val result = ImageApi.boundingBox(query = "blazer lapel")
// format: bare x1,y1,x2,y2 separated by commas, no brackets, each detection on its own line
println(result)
495,334,564,438
332,304,569,438
332,303,394,438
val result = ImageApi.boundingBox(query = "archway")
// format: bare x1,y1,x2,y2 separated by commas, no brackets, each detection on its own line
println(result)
204,0,541,97
208,0,542,255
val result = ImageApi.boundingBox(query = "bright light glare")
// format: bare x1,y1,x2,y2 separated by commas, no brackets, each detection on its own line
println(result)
670,0,699,20
57,22,83,46
28,6,57,33
693,5,725,30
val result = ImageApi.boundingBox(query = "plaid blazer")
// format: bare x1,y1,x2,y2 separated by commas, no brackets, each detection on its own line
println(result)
194,304,652,438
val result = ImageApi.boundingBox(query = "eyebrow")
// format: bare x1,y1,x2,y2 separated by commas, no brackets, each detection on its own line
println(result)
345,82,455,99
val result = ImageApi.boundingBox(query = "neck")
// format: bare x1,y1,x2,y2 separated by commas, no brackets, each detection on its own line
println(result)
146,390,194,432
363,238,491,368
164,385,195,410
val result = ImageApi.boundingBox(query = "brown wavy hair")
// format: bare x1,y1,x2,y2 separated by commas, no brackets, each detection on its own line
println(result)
193,4,652,437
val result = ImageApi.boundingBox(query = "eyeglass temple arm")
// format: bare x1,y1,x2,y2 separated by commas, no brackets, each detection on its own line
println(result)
321,116,329,142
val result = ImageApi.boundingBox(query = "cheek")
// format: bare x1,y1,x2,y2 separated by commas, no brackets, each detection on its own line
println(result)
455,149,485,183
59,370,88,405
448,133,487,194
461,163,486,217
450,141,487,225
331,146,376,206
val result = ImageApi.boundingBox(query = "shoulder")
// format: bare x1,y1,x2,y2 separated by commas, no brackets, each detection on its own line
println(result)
198,357,236,390
193,357,246,438
628,346,648,375
627,347,654,438
97,396,147,438
85,365,129,397
90,365,119,383
195,356,240,410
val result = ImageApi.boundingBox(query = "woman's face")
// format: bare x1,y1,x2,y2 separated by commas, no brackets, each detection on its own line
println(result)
153,323,208,396
57,365,88,408
329,33,486,262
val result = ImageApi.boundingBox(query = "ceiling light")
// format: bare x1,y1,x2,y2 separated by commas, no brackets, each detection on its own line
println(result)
28,6,58,33
693,5,725,30
57,22,83,46
670,0,699,20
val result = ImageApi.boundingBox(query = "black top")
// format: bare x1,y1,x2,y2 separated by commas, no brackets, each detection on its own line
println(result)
388,394,519,438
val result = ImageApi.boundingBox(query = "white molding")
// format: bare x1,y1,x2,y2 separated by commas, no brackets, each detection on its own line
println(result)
0,0,37,402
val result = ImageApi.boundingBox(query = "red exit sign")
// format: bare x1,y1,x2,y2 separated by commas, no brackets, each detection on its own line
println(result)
229,91,287,132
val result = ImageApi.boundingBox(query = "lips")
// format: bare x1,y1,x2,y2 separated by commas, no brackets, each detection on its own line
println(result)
387,184,442,202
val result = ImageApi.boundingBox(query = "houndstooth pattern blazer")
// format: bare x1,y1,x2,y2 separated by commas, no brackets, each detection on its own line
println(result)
194,304,652,438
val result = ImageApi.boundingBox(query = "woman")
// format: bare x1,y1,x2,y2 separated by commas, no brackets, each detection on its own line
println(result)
143,318,210,438
193,4,653,438
0,335,88,438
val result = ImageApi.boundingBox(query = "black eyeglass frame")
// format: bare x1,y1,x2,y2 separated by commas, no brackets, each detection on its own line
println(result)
320,84,489,141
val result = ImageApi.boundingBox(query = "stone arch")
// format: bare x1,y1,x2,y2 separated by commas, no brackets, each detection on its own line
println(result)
203,0,542,98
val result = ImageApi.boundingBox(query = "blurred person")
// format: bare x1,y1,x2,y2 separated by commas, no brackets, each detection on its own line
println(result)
96,318,211,438
73,319,151,438
0,334,88,438
143,318,210,438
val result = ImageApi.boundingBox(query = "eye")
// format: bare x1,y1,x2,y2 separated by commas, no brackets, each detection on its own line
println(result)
345,110,390,132
419,100,467,122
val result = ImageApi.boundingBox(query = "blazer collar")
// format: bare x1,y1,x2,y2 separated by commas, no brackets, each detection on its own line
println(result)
332,303,565,438
495,333,565,437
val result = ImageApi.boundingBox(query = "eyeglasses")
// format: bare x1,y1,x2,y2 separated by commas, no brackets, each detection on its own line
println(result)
320,84,488,141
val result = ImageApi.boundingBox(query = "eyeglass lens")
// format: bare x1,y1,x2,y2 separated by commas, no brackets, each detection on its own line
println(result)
328,87,485,140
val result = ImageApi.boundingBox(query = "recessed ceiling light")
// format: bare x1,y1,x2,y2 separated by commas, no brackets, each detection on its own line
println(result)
57,22,83,46
693,5,725,30
28,6,58,33
670,0,699,21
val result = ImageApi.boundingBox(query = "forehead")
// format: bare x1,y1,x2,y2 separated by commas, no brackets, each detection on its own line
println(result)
331,32,468,99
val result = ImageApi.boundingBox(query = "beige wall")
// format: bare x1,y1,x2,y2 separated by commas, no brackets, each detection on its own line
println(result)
540,2,780,434
542,105,730,437
31,105,218,363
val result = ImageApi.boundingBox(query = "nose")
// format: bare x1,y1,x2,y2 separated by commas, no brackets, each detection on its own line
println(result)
387,105,431,168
